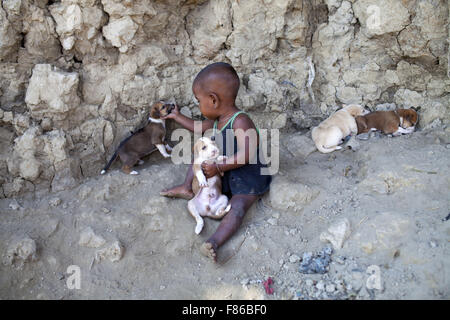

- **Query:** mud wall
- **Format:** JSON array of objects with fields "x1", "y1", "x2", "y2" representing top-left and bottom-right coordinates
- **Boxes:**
[{"x1": 0, "y1": 0, "x2": 448, "y2": 198}]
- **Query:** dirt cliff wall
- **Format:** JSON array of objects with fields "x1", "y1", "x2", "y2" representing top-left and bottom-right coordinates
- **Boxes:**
[{"x1": 0, "y1": 0, "x2": 448, "y2": 198}]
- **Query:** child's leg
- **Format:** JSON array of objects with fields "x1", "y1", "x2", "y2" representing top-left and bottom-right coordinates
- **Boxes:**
[
  {"x1": 160, "y1": 164, "x2": 195, "y2": 200},
  {"x1": 200, "y1": 194, "x2": 259, "y2": 262}
]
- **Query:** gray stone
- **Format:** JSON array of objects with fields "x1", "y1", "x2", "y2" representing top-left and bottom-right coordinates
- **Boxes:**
[
  {"x1": 299, "y1": 247, "x2": 333, "y2": 274},
  {"x1": 95, "y1": 241, "x2": 124, "y2": 263},
  {"x1": 3, "y1": 236, "x2": 37, "y2": 268},
  {"x1": 269, "y1": 177, "x2": 320, "y2": 212},
  {"x1": 285, "y1": 133, "x2": 317, "y2": 161},
  {"x1": 79, "y1": 227, "x2": 106, "y2": 248},
  {"x1": 320, "y1": 218, "x2": 351, "y2": 250}
]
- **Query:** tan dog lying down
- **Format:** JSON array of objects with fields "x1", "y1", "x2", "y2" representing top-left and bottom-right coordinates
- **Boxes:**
[
  {"x1": 355, "y1": 109, "x2": 418, "y2": 136},
  {"x1": 312, "y1": 104, "x2": 368, "y2": 153},
  {"x1": 188, "y1": 137, "x2": 231, "y2": 235}
]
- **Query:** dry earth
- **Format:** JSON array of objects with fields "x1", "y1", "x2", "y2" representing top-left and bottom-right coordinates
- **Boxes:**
[{"x1": 0, "y1": 126, "x2": 449, "y2": 300}]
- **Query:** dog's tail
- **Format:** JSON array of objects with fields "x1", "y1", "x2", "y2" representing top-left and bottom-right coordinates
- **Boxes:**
[
  {"x1": 100, "y1": 148, "x2": 119, "y2": 174},
  {"x1": 100, "y1": 150, "x2": 119, "y2": 175},
  {"x1": 100, "y1": 134, "x2": 135, "y2": 175},
  {"x1": 316, "y1": 144, "x2": 338, "y2": 153}
]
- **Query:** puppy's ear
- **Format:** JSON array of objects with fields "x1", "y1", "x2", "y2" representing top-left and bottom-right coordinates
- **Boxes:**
[
  {"x1": 193, "y1": 141, "x2": 200, "y2": 160},
  {"x1": 407, "y1": 110, "x2": 419, "y2": 125},
  {"x1": 150, "y1": 103, "x2": 161, "y2": 119},
  {"x1": 355, "y1": 116, "x2": 367, "y2": 132}
]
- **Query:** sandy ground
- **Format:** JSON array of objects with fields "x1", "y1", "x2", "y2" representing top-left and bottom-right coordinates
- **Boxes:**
[{"x1": 0, "y1": 126, "x2": 449, "y2": 300}]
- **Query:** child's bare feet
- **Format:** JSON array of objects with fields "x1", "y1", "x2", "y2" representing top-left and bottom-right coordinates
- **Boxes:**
[
  {"x1": 200, "y1": 242, "x2": 217, "y2": 262},
  {"x1": 160, "y1": 185, "x2": 194, "y2": 200}
]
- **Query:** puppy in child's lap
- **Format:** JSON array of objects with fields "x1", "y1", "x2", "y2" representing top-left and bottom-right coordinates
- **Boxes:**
[{"x1": 188, "y1": 137, "x2": 231, "y2": 235}]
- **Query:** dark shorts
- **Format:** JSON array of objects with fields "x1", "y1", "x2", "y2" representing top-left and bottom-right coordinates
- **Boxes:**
[{"x1": 222, "y1": 163, "x2": 272, "y2": 196}]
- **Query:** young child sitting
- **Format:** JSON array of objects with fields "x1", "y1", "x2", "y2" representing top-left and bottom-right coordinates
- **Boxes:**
[{"x1": 160, "y1": 62, "x2": 272, "y2": 262}]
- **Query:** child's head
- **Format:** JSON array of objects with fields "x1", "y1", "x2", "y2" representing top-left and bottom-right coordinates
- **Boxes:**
[{"x1": 192, "y1": 62, "x2": 240, "y2": 120}]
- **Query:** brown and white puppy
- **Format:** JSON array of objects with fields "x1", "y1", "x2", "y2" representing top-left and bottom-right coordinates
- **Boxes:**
[
  {"x1": 188, "y1": 137, "x2": 231, "y2": 235},
  {"x1": 311, "y1": 104, "x2": 368, "y2": 153},
  {"x1": 100, "y1": 101, "x2": 174, "y2": 175},
  {"x1": 355, "y1": 108, "x2": 418, "y2": 136}
]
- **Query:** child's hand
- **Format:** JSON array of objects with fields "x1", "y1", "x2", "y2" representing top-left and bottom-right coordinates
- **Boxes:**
[
  {"x1": 201, "y1": 161, "x2": 219, "y2": 179},
  {"x1": 161, "y1": 104, "x2": 180, "y2": 120}
]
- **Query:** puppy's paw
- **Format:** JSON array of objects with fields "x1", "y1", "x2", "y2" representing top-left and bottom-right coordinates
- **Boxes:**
[
  {"x1": 404, "y1": 126, "x2": 415, "y2": 133},
  {"x1": 198, "y1": 176, "x2": 208, "y2": 187},
  {"x1": 216, "y1": 155, "x2": 227, "y2": 162},
  {"x1": 130, "y1": 170, "x2": 139, "y2": 175},
  {"x1": 100, "y1": 170, "x2": 106, "y2": 175},
  {"x1": 335, "y1": 146, "x2": 342, "y2": 150},
  {"x1": 163, "y1": 153, "x2": 171, "y2": 158},
  {"x1": 195, "y1": 221, "x2": 204, "y2": 234}
]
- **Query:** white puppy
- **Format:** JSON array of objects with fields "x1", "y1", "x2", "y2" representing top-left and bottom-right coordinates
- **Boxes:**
[
  {"x1": 188, "y1": 137, "x2": 231, "y2": 235},
  {"x1": 312, "y1": 104, "x2": 368, "y2": 153}
]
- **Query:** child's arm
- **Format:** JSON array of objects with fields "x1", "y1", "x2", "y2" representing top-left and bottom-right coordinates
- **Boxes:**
[
  {"x1": 161, "y1": 104, "x2": 214, "y2": 133},
  {"x1": 201, "y1": 114, "x2": 258, "y2": 177}
]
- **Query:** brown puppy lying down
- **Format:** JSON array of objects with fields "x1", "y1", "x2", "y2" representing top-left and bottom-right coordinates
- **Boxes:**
[
  {"x1": 355, "y1": 108, "x2": 418, "y2": 136},
  {"x1": 100, "y1": 101, "x2": 174, "y2": 175},
  {"x1": 188, "y1": 137, "x2": 231, "y2": 235}
]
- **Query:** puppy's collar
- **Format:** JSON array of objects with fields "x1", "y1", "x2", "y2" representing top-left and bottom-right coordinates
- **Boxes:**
[{"x1": 148, "y1": 117, "x2": 165, "y2": 127}]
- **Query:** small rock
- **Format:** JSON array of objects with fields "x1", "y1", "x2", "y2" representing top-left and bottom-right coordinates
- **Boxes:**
[
  {"x1": 79, "y1": 227, "x2": 106, "y2": 248},
  {"x1": 3, "y1": 236, "x2": 37, "y2": 268},
  {"x1": 289, "y1": 254, "x2": 300, "y2": 263},
  {"x1": 305, "y1": 279, "x2": 314, "y2": 287},
  {"x1": 370, "y1": 131, "x2": 382, "y2": 139},
  {"x1": 316, "y1": 280, "x2": 325, "y2": 291},
  {"x1": 78, "y1": 185, "x2": 93, "y2": 200},
  {"x1": 356, "y1": 133, "x2": 370, "y2": 140},
  {"x1": 334, "y1": 256, "x2": 346, "y2": 265},
  {"x1": 95, "y1": 241, "x2": 124, "y2": 263},
  {"x1": 285, "y1": 133, "x2": 317, "y2": 161},
  {"x1": 49, "y1": 197, "x2": 61, "y2": 207},
  {"x1": 299, "y1": 247, "x2": 333, "y2": 274},
  {"x1": 9, "y1": 200, "x2": 21, "y2": 210},
  {"x1": 344, "y1": 136, "x2": 360, "y2": 151},
  {"x1": 42, "y1": 219, "x2": 59, "y2": 238},
  {"x1": 319, "y1": 218, "x2": 351, "y2": 250},
  {"x1": 326, "y1": 284, "x2": 336, "y2": 293},
  {"x1": 240, "y1": 278, "x2": 250, "y2": 286},
  {"x1": 269, "y1": 177, "x2": 320, "y2": 212}
]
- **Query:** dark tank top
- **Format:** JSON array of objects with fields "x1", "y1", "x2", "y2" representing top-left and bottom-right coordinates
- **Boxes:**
[{"x1": 212, "y1": 111, "x2": 272, "y2": 196}]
